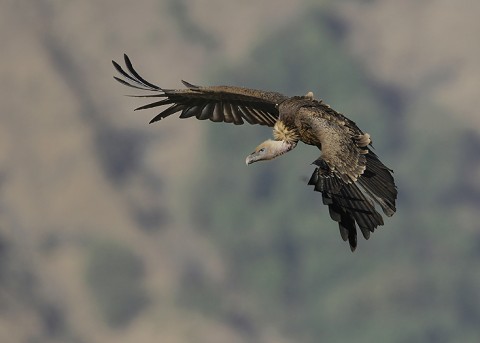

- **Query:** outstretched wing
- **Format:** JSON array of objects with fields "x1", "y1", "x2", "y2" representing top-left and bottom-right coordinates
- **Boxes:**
[
  {"x1": 113, "y1": 54, "x2": 287, "y2": 126},
  {"x1": 300, "y1": 107, "x2": 397, "y2": 251}
]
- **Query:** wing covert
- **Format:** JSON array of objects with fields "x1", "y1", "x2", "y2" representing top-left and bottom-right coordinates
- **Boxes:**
[{"x1": 299, "y1": 107, "x2": 369, "y2": 183}]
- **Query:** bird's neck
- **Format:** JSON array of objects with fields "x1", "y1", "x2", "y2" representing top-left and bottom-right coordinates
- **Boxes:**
[{"x1": 273, "y1": 121, "x2": 299, "y2": 144}]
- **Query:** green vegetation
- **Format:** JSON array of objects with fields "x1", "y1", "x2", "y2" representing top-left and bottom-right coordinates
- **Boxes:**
[{"x1": 85, "y1": 240, "x2": 148, "y2": 328}]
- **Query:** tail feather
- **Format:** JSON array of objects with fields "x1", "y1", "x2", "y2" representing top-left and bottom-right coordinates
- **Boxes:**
[{"x1": 309, "y1": 152, "x2": 397, "y2": 251}]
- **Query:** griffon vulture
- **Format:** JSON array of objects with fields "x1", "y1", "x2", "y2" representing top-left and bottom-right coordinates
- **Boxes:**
[{"x1": 113, "y1": 54, "x2": 397, "y2": 251}]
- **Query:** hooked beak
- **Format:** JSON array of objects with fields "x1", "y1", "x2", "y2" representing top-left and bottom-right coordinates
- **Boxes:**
[{"x1": 245, "y1": 153, "x2": 255, "y2": 165}]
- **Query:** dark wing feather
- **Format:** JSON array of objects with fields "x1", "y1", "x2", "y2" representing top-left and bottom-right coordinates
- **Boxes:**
[
  {"x1": 113, "y1": 54, "x2": 287, "y2": 126},
  {"x1": 357, "y1": 149, "x2": 397, "y2": 217},
  {"x1": 308, "y1": 152, "x2": 397, "y2": 251},
  {"x1": 308, "y1": 158, "x2": 392, "y2": 252}
]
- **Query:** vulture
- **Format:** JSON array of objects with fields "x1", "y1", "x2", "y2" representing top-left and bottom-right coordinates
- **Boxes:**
[{"x1": 112, "y1": 54, "x2": 397, "y2": 251}]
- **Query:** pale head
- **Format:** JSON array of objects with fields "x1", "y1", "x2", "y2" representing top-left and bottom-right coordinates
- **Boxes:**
[{"x1": 245, "y1": 139, "x2": 297, "y2": 165}]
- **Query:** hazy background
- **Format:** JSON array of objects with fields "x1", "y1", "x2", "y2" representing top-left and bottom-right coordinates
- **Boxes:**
[{"x1": 1, "y1": 1, "x2": 479, "y2": 342}]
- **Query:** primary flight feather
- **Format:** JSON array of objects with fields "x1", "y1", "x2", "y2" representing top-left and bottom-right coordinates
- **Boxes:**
[{"x1": 113, "y1": 54, "x2": 397, "y2": 251}]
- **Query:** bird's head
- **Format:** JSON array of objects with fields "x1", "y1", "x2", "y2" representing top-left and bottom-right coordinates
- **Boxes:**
[{"x1": 245, "y1": 139, "x2": 295, "y2": 165}]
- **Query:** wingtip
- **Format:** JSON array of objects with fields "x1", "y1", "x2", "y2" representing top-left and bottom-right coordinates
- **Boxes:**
[
  {"x1": 349, "y1": 233, "x2": 357, "y2": 252},
  {"x1": 149, "y1": 116, "x2": 161, "y2": 124},
  {"x1": 181, "y1": 80, "x2": 200, "y2": 89}
]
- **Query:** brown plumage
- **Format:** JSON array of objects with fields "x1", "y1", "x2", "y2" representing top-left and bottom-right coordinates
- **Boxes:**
[{"x1": 113, "y1": 54, "x2": 397, "y2": 251}]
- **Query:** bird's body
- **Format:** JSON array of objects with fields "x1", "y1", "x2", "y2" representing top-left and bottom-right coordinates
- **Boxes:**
[{"x1": 113, "y1": 54, "x2": 397, "y2": 251}]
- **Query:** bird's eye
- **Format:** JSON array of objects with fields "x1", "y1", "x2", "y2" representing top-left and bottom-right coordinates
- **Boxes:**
[{"x1": 259, "y1": 148, "x2": 265, "y2": 153}]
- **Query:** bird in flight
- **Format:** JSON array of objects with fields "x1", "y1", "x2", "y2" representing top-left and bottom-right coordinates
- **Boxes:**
[{"x1": 113, "y1": 54, "x2": 397, "y2": 251}]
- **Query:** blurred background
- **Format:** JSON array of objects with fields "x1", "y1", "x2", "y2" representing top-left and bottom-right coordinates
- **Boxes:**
[{"x1": 1, "y1": 0, "x2": 479, "y2": 342}]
